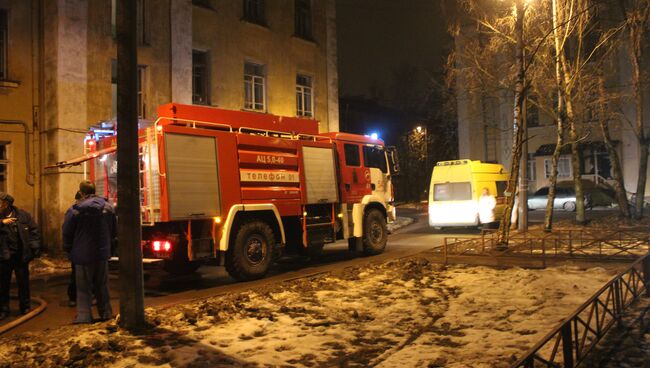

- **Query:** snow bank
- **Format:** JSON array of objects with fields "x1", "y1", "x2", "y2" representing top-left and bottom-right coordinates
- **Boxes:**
[{"x1": 0, "y1": 259, "x2": 618, "y2": 367}]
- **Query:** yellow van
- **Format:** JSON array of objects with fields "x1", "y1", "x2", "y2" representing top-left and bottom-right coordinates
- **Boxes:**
[{"x1": 428, "y1": 159, "x2": 509, "y2": 228}]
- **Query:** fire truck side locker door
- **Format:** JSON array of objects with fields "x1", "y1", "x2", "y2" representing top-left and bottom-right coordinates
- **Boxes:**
[{"x1": 164, "y1": 133, "x2": 221, "y2": 219}]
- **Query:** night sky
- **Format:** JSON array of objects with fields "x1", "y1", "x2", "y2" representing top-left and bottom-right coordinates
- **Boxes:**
[{"x1": 336, "y1": 0, "x2": 451, "y2": 104}]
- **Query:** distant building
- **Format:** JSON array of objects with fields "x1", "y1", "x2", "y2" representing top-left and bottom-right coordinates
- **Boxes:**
[
  {"x1": 455, "y1": 17, "x2": 650, "y2": 196},
  {"x1": 0, "y1": 0, "x2": 338, "y2": 251}
]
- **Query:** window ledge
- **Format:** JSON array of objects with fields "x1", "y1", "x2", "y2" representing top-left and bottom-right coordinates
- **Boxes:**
[
  {"x1": 292, "y1": 35, "x2": 316, "y2": 45},
  {"x1": 240, "y1": 18, "x2": 269, "y2": 30},
  {"x1": 0, "y1": 80, "x2": 20, "y2": 88},
  {"x1": 192, "y1": 3, "x2": 217, "y2": 12}
]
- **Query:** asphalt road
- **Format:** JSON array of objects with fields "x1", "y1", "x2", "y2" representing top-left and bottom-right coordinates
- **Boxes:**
[{"x1": 1, "y1": 207, "x2": 618, "y2": 337}]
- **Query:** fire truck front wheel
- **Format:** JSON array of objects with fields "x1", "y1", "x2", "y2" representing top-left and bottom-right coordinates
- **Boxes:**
[
  {"x1": 363, "y1": 209, "x2": 388, "y2": 255},
  {"x1": 225, "y1": 221, "x2": 275, "y2": 281}
]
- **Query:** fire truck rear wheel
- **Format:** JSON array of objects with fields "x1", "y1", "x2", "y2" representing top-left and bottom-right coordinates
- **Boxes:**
[
  {"x1": 226, "y1": 221, "x2": 275, "y2": 281},
  {"x1": 362, "y1": 209, "x2": 387, "y2": 256}
]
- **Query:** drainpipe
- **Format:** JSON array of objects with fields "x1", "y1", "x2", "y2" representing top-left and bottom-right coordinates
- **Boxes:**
[{"x1": 0, "y1": 120, "x2": 35, "y2": 187}]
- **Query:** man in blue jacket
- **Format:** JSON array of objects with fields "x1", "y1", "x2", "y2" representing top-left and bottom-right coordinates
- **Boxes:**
[
  {"x1": 63, "y1": 181, "x2": 116, "y2": 323},
  {"x1": 0, "y1": 192, "x2": 41, "y2": 319}
]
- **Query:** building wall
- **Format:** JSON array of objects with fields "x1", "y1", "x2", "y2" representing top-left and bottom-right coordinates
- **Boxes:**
[
  {"x1": 0, "y1": 0, "x2": 40, "y2": 222},
  {"x1": 0, "y1": 0, "x2": 339, "y2": 252},
  {"x1": 192, "y1": 0, "x2": 334, "y2": 132}
]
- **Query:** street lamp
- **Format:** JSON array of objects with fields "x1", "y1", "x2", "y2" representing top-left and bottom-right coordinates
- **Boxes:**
[{"x1": 415, "y1": 125, "x2": 428, "y2": 200}]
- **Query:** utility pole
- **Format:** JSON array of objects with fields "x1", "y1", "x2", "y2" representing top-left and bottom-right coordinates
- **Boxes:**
[{"x1": 117, "y1": 0, "x2": 145, "y2": 330}]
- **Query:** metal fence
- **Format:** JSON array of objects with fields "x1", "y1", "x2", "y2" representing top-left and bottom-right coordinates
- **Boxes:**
[
  {"x1": 440, "y1": 230, "x2": 650, "y2": 263},
  {"x1": 511, "y1": 253, "x2": 650, "y2": 367}
]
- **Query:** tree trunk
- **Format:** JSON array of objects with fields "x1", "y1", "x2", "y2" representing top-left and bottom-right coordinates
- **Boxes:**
[
  {"x1": 545, "y1": 0, "x2": 565, "y2": 232},
  {"x1": 631, "y1": 35, "x2": 648, "y2": 219},
  {"x1": 598, "y1": 78, "x2": 629, "y2": 218},
  {"x1": 544, "y1": 123, "x2": 564, "y2": 231},
  {"x1": 496, "y1": 0, "x2": 525, "y2": 247},
  {"x1": 568, "y1": 115, "x2": 586, "y2": 224}
]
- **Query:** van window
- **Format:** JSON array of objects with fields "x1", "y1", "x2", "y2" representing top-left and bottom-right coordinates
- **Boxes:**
[
  {"x1": 434, "y1": 182, "x2": 472, "y2": 201},
  {"x1": 496, "y1": 181, "x2": 508, "y2": 197},
  {"x1": 344, "y1": 144, "x2": 360, "y2": 167},
  {"x1": 363, "y1": 146, "x2": 387, "y2": 173}
]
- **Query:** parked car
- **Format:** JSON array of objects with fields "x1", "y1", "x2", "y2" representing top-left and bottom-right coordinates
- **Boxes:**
[{"x1": 528, "y1": 186, "x2": 592, "y2": 211}]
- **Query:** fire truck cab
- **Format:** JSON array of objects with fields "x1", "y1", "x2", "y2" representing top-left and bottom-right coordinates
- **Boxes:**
[{"x1": 56, "y1": 103, "x2": 397, "y2": 281}]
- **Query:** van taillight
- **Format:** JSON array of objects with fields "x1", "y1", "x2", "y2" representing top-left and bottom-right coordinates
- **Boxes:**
[{"x1": 153, "y1": 240, "x2": 172, "y2": 252}]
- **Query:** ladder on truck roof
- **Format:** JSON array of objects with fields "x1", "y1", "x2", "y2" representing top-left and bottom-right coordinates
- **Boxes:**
[{"x1": 155, "y1": 117, "x2": 333, "y2": 143}]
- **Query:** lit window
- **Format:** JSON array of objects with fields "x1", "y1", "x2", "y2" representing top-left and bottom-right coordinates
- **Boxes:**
[
  {"x1": 192, "y1": 50, "x2": 210, "y2": 105},
  {"x1": 0, "y1": 9, "x2": 7, "y2": 80},
  {"x1": 544, "y1": 157, "x2": 571, "y2": 179},
  {"x1": 296, "y1": 74, "x2": 313, "y2": 117},
  {"x1": 295, "y1": 0, "x2": 312, "y2": 40},
  {"x1": 244, "y1": 62, "x2": 265, "y2": 111},
  {"x1": 243, "y1": 0, "x2": 265, "y2": 25},
  {"x1": 0, "y1": 143, "x2": 8, "y2": 192},
  {"x1": 527, "y1": 153, "x2": 536, "y2": 181}
]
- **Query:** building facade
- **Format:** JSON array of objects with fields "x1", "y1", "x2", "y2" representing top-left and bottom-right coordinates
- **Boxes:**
[
  {"x1": 0, "y1": 0, "x2": 339, "y2": 252},
  {"x1": 455, "y1": 22, "x2": 650, "y2": 197}
]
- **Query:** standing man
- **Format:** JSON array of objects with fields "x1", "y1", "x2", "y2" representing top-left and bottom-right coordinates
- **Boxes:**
[
  {"x1": 0, "y1": 192, "x2": 41, "y2": 319},
  {"x1": 478, "y1": 187, "x2": 497, "y2": 229},
  {"x1": 63, "y1": 181, "x2": 116, "y2": 323}
]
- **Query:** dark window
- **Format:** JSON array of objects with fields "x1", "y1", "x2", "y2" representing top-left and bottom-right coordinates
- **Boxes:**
[
  {"x1": 243, "y1": 0, "x2": 265, "y2": 25},
  {"x1": 363, "y1": 146, "x2": 387, "y2": 173},
  {"x1": 296, "y1": 74, "x2": 313, "y2": 117},
  {"x1": 344, "y1": 144, "x2": 360, "y2": 167},
  {"x1": 0, "y1": 142, "x2": 7, "y2": 192},
  {"x1": 0, "y1": 10, "x2": 7, "y2": 80},
  {"x1": 294, "y1": 0, "x2": 312, "y2": 39},
  {"x1": 434, "y1": 183, "x2": 472, "y2": 201},
  {"x1": 112, "y1": 60, "x2": 146, "y2": 119},
  {"x1": 244, "y1": 62, "x2": 265, "y2": 111},
  {"x1": 136, "y1": 0, "x2": 148, "y2": 45},
  {"x1": 192, "y1": 50, "x2": 209, "y2": 105},
  {"x1": 534, "y1": 187, "x2": 549, "y2": 196}
]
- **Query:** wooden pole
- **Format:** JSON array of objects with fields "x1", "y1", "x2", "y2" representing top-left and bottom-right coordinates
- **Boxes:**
[{"x1": 117, "y1": 0, "x2": 145, "y2": 330}]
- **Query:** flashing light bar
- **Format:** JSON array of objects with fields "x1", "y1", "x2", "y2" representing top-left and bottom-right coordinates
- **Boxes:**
[{"x1": 437, "y1": 160, "x2": 470, "y2": 166}]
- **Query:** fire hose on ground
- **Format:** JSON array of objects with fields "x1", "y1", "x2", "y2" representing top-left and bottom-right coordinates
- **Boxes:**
[{"x1": 0, "y1": 296, "x2": 47, "y2": 335}]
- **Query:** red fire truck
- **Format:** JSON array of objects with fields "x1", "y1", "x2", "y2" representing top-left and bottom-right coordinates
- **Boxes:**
[{"x1": 55, "y1": 103, "x2": 398, "y2": 280}]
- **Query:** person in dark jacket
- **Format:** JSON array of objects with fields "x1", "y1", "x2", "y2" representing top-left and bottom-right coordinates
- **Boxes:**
[
  {"x1": 67, "y1": 191, "x2": 83, "y2": 307},
  {"x1": 63, "y1": 181, "x2": 116, "y2": 323},
  {"x1": 0, "y1": 192, "x2": 41, "y2": 319}
]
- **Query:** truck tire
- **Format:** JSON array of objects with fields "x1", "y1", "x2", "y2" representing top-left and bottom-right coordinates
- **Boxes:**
[
  {"x1": 362, "y1": 209, "x2": 387, "y2": 256},
  {"x1": 225, "y1": 220, "x2": 275, "y2": 281}
]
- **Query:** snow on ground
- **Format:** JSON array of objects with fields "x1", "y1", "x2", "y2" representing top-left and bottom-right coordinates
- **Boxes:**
[
  {"x1": 0, "y1": 258, "x2": 617, "y2": 368},
  {"x1": 29, "y1": 256, "x2": 71, "y2": 279},
  {"x1": 581, "y1": 295, "x2": 650, "y2": 368},
  {"x1": 387, "y1": 216, "x2": 414, "y2": 233}
]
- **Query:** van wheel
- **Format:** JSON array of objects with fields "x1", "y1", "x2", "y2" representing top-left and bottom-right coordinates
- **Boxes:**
[
  {"x1": 362, "y1": 209, "x2": 387, "y2": 256},
  {"x1": 225, "y1": 221, "x2": 274, "y2": 281}
]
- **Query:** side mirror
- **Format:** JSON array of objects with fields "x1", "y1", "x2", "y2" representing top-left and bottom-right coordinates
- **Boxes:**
[{"x1": 386, "y1": 146, "x2": 400, "y2": 175}]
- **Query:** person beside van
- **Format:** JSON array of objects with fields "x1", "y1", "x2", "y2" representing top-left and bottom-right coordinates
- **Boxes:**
[{"x1": 478, "y1": 188, "x2": 497, "y2": 227}]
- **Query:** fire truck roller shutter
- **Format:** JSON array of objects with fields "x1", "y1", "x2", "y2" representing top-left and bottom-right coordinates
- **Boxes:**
[
  {"x1": 164, "y1": 133, "x2": 221, "y2": 219},
  {"x1": 302, "y1": 146, "x2": 339, "y2": 204}
]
